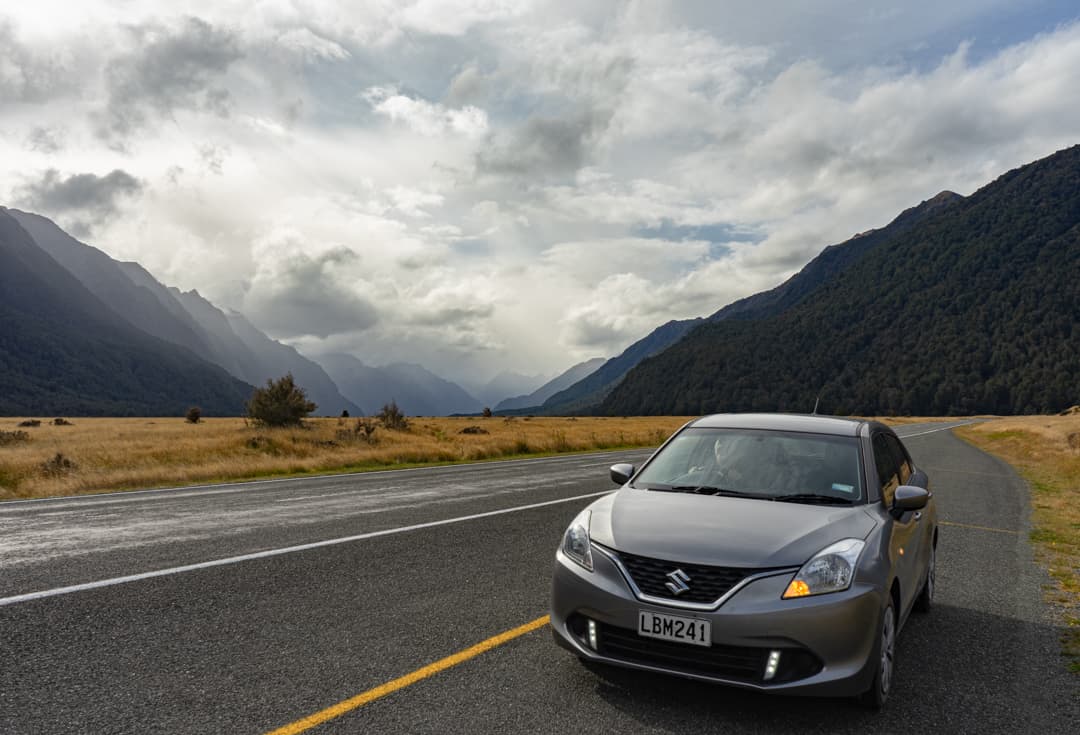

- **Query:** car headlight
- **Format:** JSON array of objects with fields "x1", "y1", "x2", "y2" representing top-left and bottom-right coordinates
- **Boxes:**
[
  {"x1": 560, "y1": 510, "x2": 593, "y2": 571},
  {"x1": 783, "y1": 538, "x2": 865, "y2": 598}
]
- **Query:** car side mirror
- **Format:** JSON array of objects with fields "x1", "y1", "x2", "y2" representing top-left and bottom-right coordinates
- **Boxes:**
[
  {"x1": 893, "y1": 485, "x2": 929, "y2": 512},
  {"x1": 610, "y1": 463, "x2": 635, "y2": 486}
]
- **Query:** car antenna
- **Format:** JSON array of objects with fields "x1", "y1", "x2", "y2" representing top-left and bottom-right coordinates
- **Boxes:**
[{"x1": 812, "y1": 392, "x2": 822, "y2": 415}]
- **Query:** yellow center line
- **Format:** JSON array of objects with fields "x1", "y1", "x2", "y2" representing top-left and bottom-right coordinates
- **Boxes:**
[
  {"x1": 264, "y1": 615, "x2": 551, "y2": 735},
  {"x1": 940, "y1": 520, "x2": 1019, "y2": 535}
]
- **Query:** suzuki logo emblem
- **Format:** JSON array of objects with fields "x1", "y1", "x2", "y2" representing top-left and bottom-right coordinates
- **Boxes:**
[{"x1": 665, "y1": 568, "x2": 692, "y2": 596}]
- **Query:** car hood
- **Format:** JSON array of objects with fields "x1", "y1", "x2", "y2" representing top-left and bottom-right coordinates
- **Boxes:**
[{"x1": 589, "y1": 488, "x2": 877, "y2": 568}]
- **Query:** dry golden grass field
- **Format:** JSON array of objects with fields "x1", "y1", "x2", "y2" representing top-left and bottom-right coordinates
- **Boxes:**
[
  {"x1": 957, "y1": 414, "x2": 1080, "y2": 672},
  {"x1": 0, "y1": 415, "x2": 696, "y2": 501}
]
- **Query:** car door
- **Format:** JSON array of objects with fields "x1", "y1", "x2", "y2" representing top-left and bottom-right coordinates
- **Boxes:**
[
  {"x1": 872, "y1": 432, "x2": 920, "y2": 616},
  {"x1": 886, "y1": 433, "x2": 933, "y2": 583}
]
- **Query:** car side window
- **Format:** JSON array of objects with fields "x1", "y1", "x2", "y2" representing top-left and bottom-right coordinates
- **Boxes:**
[
  {"x1": 885, "y1": 434, "x2": 913, "y2": 485},
  {"x1": 872, "y1": 433, "x2": 900, "y2": 506}
]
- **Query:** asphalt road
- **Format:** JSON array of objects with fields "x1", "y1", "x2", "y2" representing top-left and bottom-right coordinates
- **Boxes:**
[{"x1": 1, "y1": 422, "x2": 1076, "y2": 734}]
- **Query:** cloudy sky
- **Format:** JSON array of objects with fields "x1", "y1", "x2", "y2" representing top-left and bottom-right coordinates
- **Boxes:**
[{"x1": 2, "y1": 1, "x2": 1079, "y2": 385}]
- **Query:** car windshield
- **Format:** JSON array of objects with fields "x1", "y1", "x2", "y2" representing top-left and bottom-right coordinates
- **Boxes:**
[{"x1": 633, "y1": 427, "x2": 864, "y2": 503}]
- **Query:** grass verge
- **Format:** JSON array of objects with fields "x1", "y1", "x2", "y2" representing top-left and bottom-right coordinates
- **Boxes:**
[{"x1": 956, "y1": 415, "x2": 1080, "y2": 674}]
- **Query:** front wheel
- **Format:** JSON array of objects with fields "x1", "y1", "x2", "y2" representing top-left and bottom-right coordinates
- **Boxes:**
[{"x1": 859, "y1": 599, "x2": 897, "y2": 710}]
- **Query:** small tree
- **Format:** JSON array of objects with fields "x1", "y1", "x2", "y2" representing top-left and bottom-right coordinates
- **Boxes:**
[
  {"x1": 247, "y1": 373, "x2": 317, "y2": 427},
  {"x1": 341, "y1": 409, "x2": 350, "y2": 418},
  {"x1": 186, "y1": 406, "x2": 202, "y2": 424},
  {"x1": 482, "y1": 406, "x2": 493, "y2": 418},
  {"x1": 377, "y1": 400, "x2": 409, "y2": 430}
]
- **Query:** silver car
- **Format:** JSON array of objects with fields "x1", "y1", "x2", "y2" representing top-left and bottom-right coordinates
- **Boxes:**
[{"x1": 551, "y1": 414, "x2": 936, "y2": 708}]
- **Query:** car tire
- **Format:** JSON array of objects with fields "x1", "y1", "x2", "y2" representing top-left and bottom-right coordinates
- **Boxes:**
[
  {"x1": 913, "y1": 544, "x2": 935, "y2": 613},
  {"x1": 859, "y1": 599, "x2": 897, "y2": 710}
]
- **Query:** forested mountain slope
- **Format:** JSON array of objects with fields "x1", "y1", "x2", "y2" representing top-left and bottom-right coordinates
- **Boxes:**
[
  {"x1": 542, "y1": 189, "x2": 961, "y2": 414},
  {"x1": 601, "y1": 146, "x2": 1080, "y2": 416}
]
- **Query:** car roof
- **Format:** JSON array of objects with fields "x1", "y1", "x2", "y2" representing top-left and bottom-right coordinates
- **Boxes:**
[{"x1": 689, "y1": 413, "x2": 865, "y2": 437}]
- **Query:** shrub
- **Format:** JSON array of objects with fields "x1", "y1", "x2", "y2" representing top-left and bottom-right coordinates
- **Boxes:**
[
  {"x1": 53, "y1": 418, "x2": 73, "y2": 426},
  {"x1": 482, "y1": 406, "x2": 493, "y2": 418},
  {"x1": 185, "y1": 406, "x2": 202, "y2": 424},
  {"x1": 336, "y1": 418, "x2": 378, "y2": 444},
  {"x1": 459, "y1": 426, "x2": 489, "y2": 435},
  {"x1": 341, "y1": 410, "x2": 350, "y2": 418},
  {"x1": 358, "y1": 418, "x2": 378, "y2": 443},
  {"x1": 18, "y1": 420, "x2": 41, "y2": 428},
  {"x1": 41, "y1": 453, "x2": 77, "y2": 476},
  {"x1": 377, "y1": 401, "x2": 409, "y2": 430},
  {"x1": 247, "y1": 373, "x2": 317, "y2": 427},
  {"x1": 0, "y1": 430, "x2": 31, "y2": 446}
]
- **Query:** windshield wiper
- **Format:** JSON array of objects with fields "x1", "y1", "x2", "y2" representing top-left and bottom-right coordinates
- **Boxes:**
[
  {"x1": 668, "y1": 485, "x2": 775, "y2": 499},
  {"x1": 637, "y1": 483, "x2": 776, "y2": 500},
  {"x1": 774, "y1": 493, "x2": 854, "y2": 505}
]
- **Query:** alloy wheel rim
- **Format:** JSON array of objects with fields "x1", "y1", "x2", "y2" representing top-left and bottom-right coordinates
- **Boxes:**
[{"x1": 880, "y1": 608, "x2": 895, "y2": 695}]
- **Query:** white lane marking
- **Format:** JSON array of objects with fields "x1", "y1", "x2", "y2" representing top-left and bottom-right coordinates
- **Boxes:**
[
  {"x1": 895, "y1": 420, "x2": 976, "y2": 438},
  {"x1": 0, "y1": 449, "x2": 650, "y2": 509},
  {"x1": 0, "y1": 490, "x2": 612, "y2": 607}
]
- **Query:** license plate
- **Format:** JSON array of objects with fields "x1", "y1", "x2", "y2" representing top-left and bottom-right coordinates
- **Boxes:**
[{"x1": 638, "y1": 611, "x2": 711, "y2": 647}]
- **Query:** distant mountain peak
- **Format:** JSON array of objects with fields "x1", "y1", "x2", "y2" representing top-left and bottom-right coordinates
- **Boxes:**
[
  {"x1": 495, "y1": 356, "x2": 606, "y2": 412},
  {"x1": 314, "y1": 352, "x2": 481, "y2": 416}
]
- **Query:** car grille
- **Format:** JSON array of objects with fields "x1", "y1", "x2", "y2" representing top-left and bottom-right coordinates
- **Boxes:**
[
  {"x1": 593, "y1": 622, "x2": 823, "y2": 684},
  {"x1": 613, "y1": 550, "x2": 768, "y2": 604},
  {"x1": 596, "y1": 623, "x2": 766, "y2": 682}
]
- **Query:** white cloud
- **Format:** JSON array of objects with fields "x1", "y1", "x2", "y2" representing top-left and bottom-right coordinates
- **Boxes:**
[
  {"x1": 392, "y1": 0, "x2": 532, "y2": 37},
  {"x1": 364, "y1": 86, "x2": 489, "y2": 139},
  {"x1": 275, "y1": 28, "x2": 350, "y2": 62}
]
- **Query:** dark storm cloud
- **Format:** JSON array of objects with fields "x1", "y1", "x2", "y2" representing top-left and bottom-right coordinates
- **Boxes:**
[
  {"x1": 561, "y1": 316, "x2": 627, "y2": 352},
  {"x1": 24, "y1": 126, "x2": 65, "y2": 153},
  {"x1": 96, "y1": 17, "x2": 242, "y2": 141},
  {"x1": 0, "y1": 21, "x2": 74, "y2": 102},
  {"x1": 15, "y1": 168, "x2": 144, "y2": 236},
  {"x1": 473, "y1": 47, "x2": 633, "y2": 179},
  {"x1": 407, "y1": 303, "x2": 494, "y2": 328},
  {"x1": 476, "y1": 111, "x2": 610, "y2": 178},
  {"x1": 244, "y1": 248, "x2": 379, "y2": 339}
]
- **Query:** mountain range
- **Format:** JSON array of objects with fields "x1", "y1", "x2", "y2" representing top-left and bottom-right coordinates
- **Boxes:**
[
  {"x1": 0, "y1": 208, "x2": 596, "y2": 417},
  {"x1": 316, "y1": 353, "x2": 485, "y2": 416},
  {"x1": 4, "y1": 209, "x2": 360, "y2": 416},
  {"x1": 532, "y1": 189, "x2": 963, "y2": 415},
  {"x1": 0, "y1": 209, "x2": 252, "y2": 415},
  {"x1": 495, "y1": 357, "x2": 605, "y2": 412},
  {"x1": 600, "y1": 145, "x2": 1080, "y2": 416},
  {"x1": 4, "y1": 145, "x2": 1077, "y2": 418},
  {"x1": 464, "y1": 370, "x2": 552, "y2": 409}
]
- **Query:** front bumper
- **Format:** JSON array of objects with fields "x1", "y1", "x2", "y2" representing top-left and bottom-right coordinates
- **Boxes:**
[{"x1": 551, "y1": 546, "x2": 884, "y2": 697}]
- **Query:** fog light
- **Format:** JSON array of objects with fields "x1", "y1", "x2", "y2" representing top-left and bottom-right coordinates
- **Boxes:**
[
  {"x1": 587, "y1": 619, "x2": 598, "y2": 650},
  {"x1": 764, "y1": 650, "x2": 781, "y2": 681}
]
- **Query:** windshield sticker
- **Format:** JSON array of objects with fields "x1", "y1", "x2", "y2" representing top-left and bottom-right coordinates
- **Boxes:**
[{"x1": 832, "y1": 483, "x2": 855, "y2": 494}]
